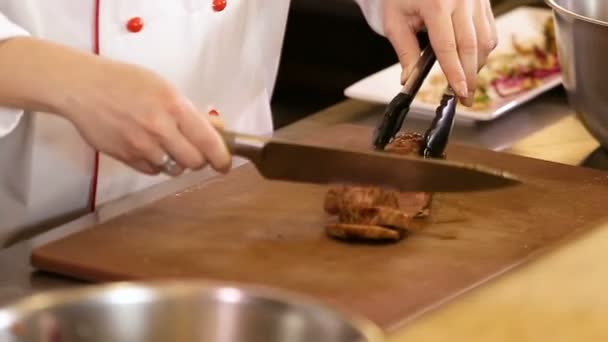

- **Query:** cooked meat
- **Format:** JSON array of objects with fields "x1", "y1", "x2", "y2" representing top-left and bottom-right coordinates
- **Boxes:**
[
  {"x1": 326, "y1": 223, "x2": 401, "y2": 242},
  {"x1": 324, "y1": 131, "x2": 434, "y2": 242},
  {"x1": 338, "y1": 207, "x2": 412, "y2": 232},
  {"x1": 398, "y1": 192, "x2": 433, "y2": 218},
  {"x1": 384, "y1": 132, "x2": 425, "y2": 155},
  {"x1": 324, "y1": 186, "x2": 399, "y2": 215},
  {"x1": 386, "y1": 132, "x2": 433, "y2": 219}
]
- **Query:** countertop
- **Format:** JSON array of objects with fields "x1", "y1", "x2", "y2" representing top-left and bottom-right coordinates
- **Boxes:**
[{"x1": 1, "y1": 89, "x2": 606, "y2": 341}]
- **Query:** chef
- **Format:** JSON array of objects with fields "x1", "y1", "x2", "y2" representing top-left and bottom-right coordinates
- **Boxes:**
[{"x1": 0, "y1": 0, "x2": 496, "y2": 245}]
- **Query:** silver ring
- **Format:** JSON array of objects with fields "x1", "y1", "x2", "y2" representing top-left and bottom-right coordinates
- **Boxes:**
[{"x1": 159, "y1": 154, "x2": 179, "y2": 175}]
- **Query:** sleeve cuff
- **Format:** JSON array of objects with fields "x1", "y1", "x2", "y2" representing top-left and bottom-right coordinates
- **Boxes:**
[
  {"x1": 0, "y1": 107, "x2": 24, "y2": 138},
  {"x1": 0, "y1": 12, "x2": 29, "y2": 137},
  {"x1": 0, "y1": 12, "x2": 29, "y2": 41},
  {"x1": 353, "y1": 0, "x2": 385, "y2": 36}
]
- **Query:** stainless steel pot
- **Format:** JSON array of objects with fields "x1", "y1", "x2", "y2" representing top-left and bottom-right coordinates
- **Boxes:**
[
  {"x1": 546, "y1": 0, "x2": 608, "y2": 149},
  {"x1": 0, "y1": 282, "x2": 384, "y2": 342}
]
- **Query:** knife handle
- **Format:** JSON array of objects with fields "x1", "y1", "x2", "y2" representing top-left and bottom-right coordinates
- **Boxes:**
[{"x1": 218, "y1": 130, "x2": 266, "y2": 163}]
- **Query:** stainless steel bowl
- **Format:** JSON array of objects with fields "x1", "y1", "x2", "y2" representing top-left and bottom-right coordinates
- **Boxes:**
[
  {"x1": 0, "y1": 282, "x2": 384, "y2": 342},
  {"x1": 546, "y1": 0, "x2": 608, "y2": 149}
]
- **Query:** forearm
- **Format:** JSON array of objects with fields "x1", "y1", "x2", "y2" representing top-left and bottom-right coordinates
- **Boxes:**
[{"x1": 0, "y1": 36, "x2": 103, "y2": 117}]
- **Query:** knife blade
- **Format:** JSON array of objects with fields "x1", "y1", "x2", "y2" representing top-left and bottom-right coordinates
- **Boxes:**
[{"x1": 219, "y1": 130, "x2": 520, "y2": 192}]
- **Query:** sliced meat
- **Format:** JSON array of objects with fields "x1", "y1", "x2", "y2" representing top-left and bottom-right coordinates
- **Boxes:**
[
  {"x1": 326, "y1": 223, "x2": 401, "y2": 242},
  {"x1": 384, "y1": 132, "x2": 425, "y2": 155},
  {"x1": 385, "y1": 132, "x2": 433, "y2": 218},
  {"x1": 338, "y1": 207, "x2": 412, "y2": 232},
  {"x1": 324, "y1": 186, "x2": 399, "y2": 215},
  {"x1": 398, "y1": 192, "x2": 433, "y2": 218},
  {"x1": 323, "y1": 131, "x2": 435, "y2": 242},
  {"x1": 386, "y1": 132, "x2": 433, "y2": 218}
]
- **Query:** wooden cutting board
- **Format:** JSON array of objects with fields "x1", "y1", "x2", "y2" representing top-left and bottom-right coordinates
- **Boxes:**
[{"x1": 32, "y1": 124, "x2": 608, "y2": 331}]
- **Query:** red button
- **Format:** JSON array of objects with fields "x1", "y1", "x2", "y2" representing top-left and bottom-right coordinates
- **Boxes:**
[
  {"x1": 212, "y1": 0, "x2": 227, "y2": 12},
  {"x1": 126, "y1": 17, "x2": 144, "y2": 33},
  {"x1": 209, "y1": 109, "x2": 220, "y2": 116}
]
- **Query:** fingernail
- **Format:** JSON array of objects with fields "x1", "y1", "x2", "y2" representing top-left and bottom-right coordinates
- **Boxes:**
[
  {"x1": 463, "y1": 91, "x2": 475, "y2": 107},
  {"x1": 454, "y1": 81, "x2": 468, "y2": 98},
  {"x1": 402, "y1": 65, "x2": 416, "y2": 85},
  {"x1": 218, "y1": 154, "x2": 232, "y2": 174},
  {"x1": 400, "y1": 69, "x2": 409, "y2": 85},
  {"x1": 209, "y1": 116, "x2": 225, "y2": 129}
]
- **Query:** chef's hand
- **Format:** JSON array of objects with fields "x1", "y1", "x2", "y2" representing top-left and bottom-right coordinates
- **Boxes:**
[
  {"x1": 63, "y1": 59, "x2": 232, "y2": 176},
  {"x1": 383, "y1": 0, "x2": 497, "y2": 106},
  {"x1": 0, "y1": 37, "x2": 231, "y2": 176}
]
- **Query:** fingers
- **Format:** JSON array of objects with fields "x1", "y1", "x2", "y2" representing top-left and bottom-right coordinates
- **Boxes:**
[
  {"x1": 126, "y1": 101, "x2": 204, "y2": 175},
  {"x1": 453, "y1": 3, "x2": 478, "y2": 107},
  {"x1": 124, "y1": 127, "x2": 190, "y2": 176},
  {"x1": 160, "y1": 123, "x2": 206, "y2": 172},
  {"x1": 72, "y1": 61, "x2": 232, "y2": 178},
  {"x1": 474, "y1": 0, "x2": 498, "y2": 71},
  {"x1": 129, "y1": 98, "x2": 230, "y2": 176},
  {"x1": 384, "y1": 13, "x2": 422, "y2": 84},
  {"x1": 422, "y1": 5, "x2": 468, "y2": 98},
  {"x1": 208, "y1": 115, "x2": 225, "y2": 130},
  {"x1": 141, "y1": 112, "x2": 206, "y2": 174},
  {"x1": 131, "y1": 159, "x2": 164, "y2": 175},
  {"x1": 113, "y1": 130, "x2": 176, "y2": 176},
  {"x1": 175, "y1": 99, "x2": 232, "y2": 173}
]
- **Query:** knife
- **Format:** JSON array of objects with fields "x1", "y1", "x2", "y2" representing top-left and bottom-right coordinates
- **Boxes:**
[{"x1": 219, "y1": 130, "x2": 520, "y2": 192}]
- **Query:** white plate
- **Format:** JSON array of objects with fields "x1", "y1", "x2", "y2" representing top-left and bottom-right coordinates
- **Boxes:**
[{"x1": 344, "y1": 7, "x2": 561, "y2": 122}]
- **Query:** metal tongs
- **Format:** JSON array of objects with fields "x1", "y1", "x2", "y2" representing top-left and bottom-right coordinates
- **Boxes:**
[{"x1": 372, "y1": 32, "x2": 458, "y2": 159}]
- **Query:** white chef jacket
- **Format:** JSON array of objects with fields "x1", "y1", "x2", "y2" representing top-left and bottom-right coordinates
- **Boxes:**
[{"x1": 0, "y1": 0, "x2": 383, "y2": 245}]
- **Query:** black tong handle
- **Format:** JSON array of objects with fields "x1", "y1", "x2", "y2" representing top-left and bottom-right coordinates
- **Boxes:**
[
  {"x1": 372, "y1": 33, "x2": 436, "y2": 150},
  {"x1": 372, "y1": 92, "x2": 414, "y2": 150},
  {"x1": 422, "y1": 87, "x2": 457, "y2": 158}
]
